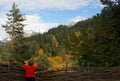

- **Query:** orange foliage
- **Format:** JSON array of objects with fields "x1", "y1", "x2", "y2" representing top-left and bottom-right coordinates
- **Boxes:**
[
  {"x1": 2, "y1": 61, "x2": 9, "y2": 64},
  {"x1": 75, "y1": 31, "x2": 81, "y2": 37},
  {"x1": 65, "y1": 55, "x2": 71, "y2": 61},
  {"x1": 38, "y1": 48, "x2": 44, "y2": 55}
]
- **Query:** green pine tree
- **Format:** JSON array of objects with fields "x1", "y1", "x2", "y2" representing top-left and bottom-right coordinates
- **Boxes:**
[{"x1": 2, "y1": 2, "x2": 26, "y2": 40}]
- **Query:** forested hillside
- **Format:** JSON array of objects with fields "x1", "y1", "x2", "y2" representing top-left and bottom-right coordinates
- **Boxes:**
[{"x1": 0, "y1": 0, "x2": 120, "y2": 69}]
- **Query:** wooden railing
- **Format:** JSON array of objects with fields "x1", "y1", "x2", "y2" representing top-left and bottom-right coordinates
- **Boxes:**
[{"x1": 0, "y1": 64, "x2": 120, "y2": 81}]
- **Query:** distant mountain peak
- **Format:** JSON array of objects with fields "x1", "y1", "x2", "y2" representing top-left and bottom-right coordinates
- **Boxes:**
[{"x1": 67, "y1": 16, "x2": 87, "y2": 27}]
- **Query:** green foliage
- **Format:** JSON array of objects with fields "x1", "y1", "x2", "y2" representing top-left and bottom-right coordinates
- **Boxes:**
[
  {"x1": 10, "y1": 39, "x2": 39, "y2": 62},
  {"x1": 36, "y1": 54, "x2": 51, "y2": 69},
  {"x1": 0, "y1": 45, "x2": 11, "y2": 63},
  {"x1": 70, "y1": 1, "x2": 120, "y2": 67},
  {"x1": 24, "y1": 5, "x2": 119, "y2": 66},
  {"x1": 51, "y1": 50, "x2": 58, "y2": 56},
  {"x1": 1, "y1": 0, "x2": 119, "y2": 67}
]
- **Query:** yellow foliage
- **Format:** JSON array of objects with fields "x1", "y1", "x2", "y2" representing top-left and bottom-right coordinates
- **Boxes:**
[
  {"x1": 24, "y1": 54, "x2": 72, "y2": 70},
  {"x1": 38, "y1": 48, "x2": 44, "y2": 55},
  {"x1": 52, "y1": 35, "x2": 56, "y2": 42},
  {"x1": 51, "y1": 35, "x2": 59, "y2": 49},
  {"x1": 55, "y1": 41, "x2": 59, "y2": 48},
  {"x1": 34, "y1": 48, "x2": 44, "y2": 57},
  {"x1": 24, "y1": 60, "x2": 28, "y2": 65},
  {"x1": 48, "y1": 56, "x2": 64, "y2": 70},
  {"x1": 75, "y1": 31, "x2": 81, "y2": 37}
]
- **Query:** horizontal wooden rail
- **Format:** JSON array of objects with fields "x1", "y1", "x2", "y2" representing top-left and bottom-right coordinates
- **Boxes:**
[{"x1": 0, "y1": 64, "x2": 120, "y2": 81}]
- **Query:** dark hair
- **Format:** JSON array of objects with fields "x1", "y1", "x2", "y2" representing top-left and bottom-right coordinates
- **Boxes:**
[{"x1": 28, "y1": 60, "x2": 33, "y2": 66}]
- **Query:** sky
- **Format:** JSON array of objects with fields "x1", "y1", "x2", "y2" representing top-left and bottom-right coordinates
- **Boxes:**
[{"x1": 0, "y1": 0, "x2": 104, "y2": 40}]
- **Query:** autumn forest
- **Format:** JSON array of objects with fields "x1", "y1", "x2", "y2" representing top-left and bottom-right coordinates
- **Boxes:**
[{"x1": 0, "y1": 0, "x2": 120, "y2": 69}]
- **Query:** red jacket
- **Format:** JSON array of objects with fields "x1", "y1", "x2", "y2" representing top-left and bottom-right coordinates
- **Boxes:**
[{"x1": 22, "y1": 65, "x2": 38, "y2": 77}]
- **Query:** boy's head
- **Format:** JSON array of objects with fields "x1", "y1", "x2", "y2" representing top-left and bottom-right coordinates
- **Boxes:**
[{"x1": 28, "y1": 60, "x2": 33, "y2": 66}]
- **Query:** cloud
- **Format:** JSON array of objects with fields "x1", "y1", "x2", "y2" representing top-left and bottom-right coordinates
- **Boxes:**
[
  {"x1": 0, "y1": 0, "x2": 102, "y2": 11},
  {"x1": 24, "y1": 14, "x2": 58, "y2": 33},
  {"x1": 0, "y1": 27, "x2": 8, "y2": 40},
  {"x1": 0, "y1": 13, "x2": 9, "y2": 40},
  {"x1": 0, "y1": 14, "x2": 58, "y2": 40},
  {"x1": 90, "y1": 0, "x2": 104, "y2": 8},
  {"x1": 17, "y1": 0, "x2": 92, "y2": 10}
]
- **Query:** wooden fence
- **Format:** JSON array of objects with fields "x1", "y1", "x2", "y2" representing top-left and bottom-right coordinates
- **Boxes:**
[{"x1": 0, "y1": 63, "x2": 120, "y2": 81}]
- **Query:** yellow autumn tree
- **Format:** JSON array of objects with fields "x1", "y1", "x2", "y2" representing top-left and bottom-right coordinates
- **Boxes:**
[
  {"x1": 34, "y1": 48, "x2": 44, "y2": 57},
  {"x1": 51, "y1": 35, "x2": 59, "y2": 49},
  {"x1": 48, "y1": 56, "x2": 64, "y2": 70}
]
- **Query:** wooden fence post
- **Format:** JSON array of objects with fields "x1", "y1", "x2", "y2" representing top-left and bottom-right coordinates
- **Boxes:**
[
  {"x1": 9, "y1": 60, "x2": 14, "y2": 81},
  {"x1": 8, "y1": 62, "x2": 10, "y2": 81},
  {"x1": 87, "y1": 62, "x2": 89, "y2": 72},
  {"x1": 105, "y1": 62, "x2": 108, "y2": 67},
  {"x1": 65, "y1": 62, "x2": 68, "y2": 72}
]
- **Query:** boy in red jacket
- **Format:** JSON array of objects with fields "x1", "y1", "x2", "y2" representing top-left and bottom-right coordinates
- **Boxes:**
[{"x1": 22, "y1": 60, "x2": 38, "y2": 81}]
